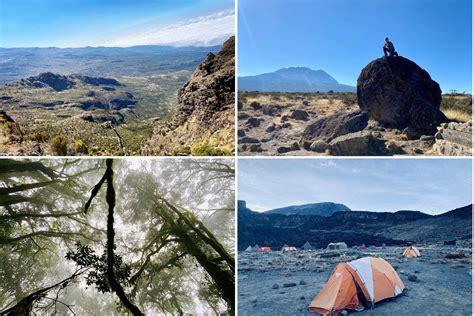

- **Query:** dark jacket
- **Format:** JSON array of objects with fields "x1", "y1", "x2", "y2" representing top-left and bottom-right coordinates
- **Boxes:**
[{"x1": 384, "y1": 40, "x2": 395, "y2": 53}]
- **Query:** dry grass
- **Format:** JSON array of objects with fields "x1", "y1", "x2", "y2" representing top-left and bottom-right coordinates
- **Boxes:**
[
  {"x1": 239, "y1": 92, "x2": 353, "y2": 116},
  {"x1": 442, "y1": 108, "x2": 472, "y2": 123},
  {"x1": 440, "y1": 94, "x2": 472, "y2": 123}
]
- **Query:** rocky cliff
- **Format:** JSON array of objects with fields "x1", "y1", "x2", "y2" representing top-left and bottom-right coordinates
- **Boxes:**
[
  {"x1": 144, "y1": 36, "x2": 235, "y2": 156},
  {"x1": 237, "y1": 200, "x2": 472, "y2": 250}
]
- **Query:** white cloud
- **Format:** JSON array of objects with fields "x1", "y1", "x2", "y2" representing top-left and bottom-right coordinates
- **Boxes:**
[{"x1": 102, "y1": 9, "x2": 234, "y2": 47}]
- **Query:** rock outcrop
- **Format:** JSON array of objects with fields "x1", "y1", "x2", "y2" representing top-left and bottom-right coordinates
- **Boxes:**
[
  {"x1": 175, "y1": 36, "x2": 235, "y2": 125},
  {"x1": 300, "y1": 110, "x2": 368, "y2": 149},
  {"x1": 73, "y1": 75, "x2": 122, "y2": 86},
  {"x1": 357, "y1": 56, "x2": 447, "y2": 134},
  {"x1": 432, "y1": 121, "x2": 472, "y2": 155},
  {"x1": 22, "y1": 72, "x2": 75, "y2": 91},
  {"x1": 144, "y1": 36, "x2": 235, "y2": 155},
  {"x1": 328, "y1": 131, "x2": 387, "y2": 156}
]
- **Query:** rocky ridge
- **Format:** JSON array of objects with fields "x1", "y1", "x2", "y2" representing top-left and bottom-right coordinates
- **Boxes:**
[
  {"x1": 238, "y1": 200, "x2": 472, "y2": 250},
  {"x1": 144, "y1": 36, "x2": 235, "y2": 155}
]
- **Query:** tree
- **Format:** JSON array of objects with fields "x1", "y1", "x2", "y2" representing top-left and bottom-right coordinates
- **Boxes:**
[{"x1": 0, "y1": 158, "x2": 235, "y2": 315}]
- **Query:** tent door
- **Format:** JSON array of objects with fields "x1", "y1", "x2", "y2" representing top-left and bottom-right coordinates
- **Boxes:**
[{"x1": 353, "y1": 276, "x2": 370, "y2": 309}]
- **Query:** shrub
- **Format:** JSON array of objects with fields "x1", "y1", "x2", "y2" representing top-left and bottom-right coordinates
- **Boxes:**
[
  {"x1": 440, "y1": 95, "x2": 472, "y2": 115},
  {"x1": 31, "y1": 131, "x2": 49, "y2": 142},
  {"x1": 191, "y1": 144, "x2": 232, "y2": 156},
  {"x1": 51, "y1": 135, "x2": 68, "y2": 155},
  {"x1": 340, "y1": 93, "x2": 357, "y2": 106},
  {"x1": 74, "y1": 139, "x2": 88, "y2": 154},
  {"x1": 172, "y1": 146, "x2": 191, "y2": 156},
  {"x1": 440, "y1": 94, "x2": 472, "y2": 122},
  {"x1": 249, "y1": 101, "x2": 261, "y2": 110}
]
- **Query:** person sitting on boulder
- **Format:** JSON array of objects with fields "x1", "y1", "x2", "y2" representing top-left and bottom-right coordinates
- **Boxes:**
[{"x1": 383, "y1": 37, "x2": 398, "y2": 57}]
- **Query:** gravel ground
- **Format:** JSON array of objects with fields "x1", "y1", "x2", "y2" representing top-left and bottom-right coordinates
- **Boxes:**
[{"x1": 238, "y1": 245, "x2": 472, "y2": 315}]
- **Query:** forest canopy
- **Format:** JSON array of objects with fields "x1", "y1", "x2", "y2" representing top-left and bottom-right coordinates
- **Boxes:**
[{"x1": 0, "y1": 158, "x2": 235, "y2": 315}]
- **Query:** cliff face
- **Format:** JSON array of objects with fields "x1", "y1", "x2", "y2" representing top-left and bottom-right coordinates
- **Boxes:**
[
  {"x1": 175, "y1": 36, "x2": 235, "y2": 124},
  {"x1": 237, "y1": 200, "x2": 472, "y2": 250},
  {"x1": 144, "y1": 36, "x2": 235, "y2": 156}
]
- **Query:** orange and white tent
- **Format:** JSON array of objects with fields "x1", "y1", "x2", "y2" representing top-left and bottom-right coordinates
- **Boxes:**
[
  {"x1": 282, "y1": 246, "x2": 297, "y2": 253},
  {"x1": 257, "y1": 247, "x2": 271, "y2": 253},
  {"x1": 309, "y1": 257, "x2": 405, "y2": 315},
  {"x1": 403, "y1": 246, "x2": 421, "y2": 258}
]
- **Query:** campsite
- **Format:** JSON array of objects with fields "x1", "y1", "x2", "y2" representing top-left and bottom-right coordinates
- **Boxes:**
[
  {"x1": 237, "y1": 159, "x2": 472, "y2": 315},
  {"x1": 238, "y1": 241, "x2": 471, "y2": 315}
]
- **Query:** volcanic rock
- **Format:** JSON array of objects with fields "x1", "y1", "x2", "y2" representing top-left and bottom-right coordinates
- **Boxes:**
[
  {"x1": 357, "y1": 56, "x2": 447, "y2": 134},
  {"x1": 290, "y1": 109, "x2": 309, "y2": 121},
  {"x1": 432, "y1": 121, "x2": 472, "y2": 156},
  {"x1": 300, "y1": 110, "x2": 368, "y2": 149},
  {"x1": 328, "y1": 131, "x2": 387, "y2": 156}
]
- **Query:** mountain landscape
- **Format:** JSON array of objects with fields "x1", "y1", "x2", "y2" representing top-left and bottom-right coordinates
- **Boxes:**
[
  {"x1": 238, "y1": 67, "x2": 356, "y2": 93},
  {"x1": 264, "y1": 202, "x2": 351, "y2": 216},
  {"x1": 0, "y1": 39, "x2": 235, "y2": 156},
  {"x1": 238, "y1": 61, "x2": 472, "y2": 157},
  {"x1": 238, "y1": 200, "x2": 472, "y2": 250}
]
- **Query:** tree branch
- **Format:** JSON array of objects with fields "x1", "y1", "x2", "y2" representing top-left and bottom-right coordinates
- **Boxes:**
[{"x1": 102, "y1": 159, "x2": 144, "y2": 316}]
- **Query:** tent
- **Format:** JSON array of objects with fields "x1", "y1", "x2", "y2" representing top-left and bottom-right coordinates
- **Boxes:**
[
  {"x1": 302, "y1": 241, "x2": 314, "y2": 250},
  {"x1": 327, "y1": 242, "x2": 348, "y2": 250},
  {"x1": 282, "y1": 246, "x2": 297, "y2": 253},
  {"x1": 244, "y1": 246, "x2": 252, "y2": 252},
  {"x1": 282, "y1": 244, "x2": 289, "y2": 249},
  {"x1": 403, "y1": 246, "x2": 421, "y2": 258},
  {"x1": 309, "y1": 257, "x2": 405, "y2": 315},
  {"x1": 360, "y1": 244, "x2": 367, "y2": 250},
  {"x1": 253, "y1": 244, "x2": 260, "y2": 251},
  {"x1": 257, "y1": 247, "x2": 271, "y2": 253}
]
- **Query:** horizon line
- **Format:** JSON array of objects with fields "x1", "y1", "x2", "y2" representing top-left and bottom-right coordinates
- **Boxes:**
[
  {"x1": 0, "y1": 42, "x2": 229, "y2": 50},
  {"x1": 243, "y1": 201, "x2": 472, "y2": 215}
]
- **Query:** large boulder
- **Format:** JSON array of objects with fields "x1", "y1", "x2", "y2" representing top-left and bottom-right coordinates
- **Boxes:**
[
  {"x1": 300, "y1": 110, "x2": 368, "y2": 149},
  {"x1": 357, "y1": 56, "x2": 447, "y2": 134},
  {"x1": 328, "y1": 131, "x2": 387, "y2": 156}
]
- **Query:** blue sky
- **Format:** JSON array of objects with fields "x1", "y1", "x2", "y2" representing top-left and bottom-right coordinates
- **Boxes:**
[
  {"x1": 238, "y1": 0, "x2": 472, "y2": 93},
  {"x1": 0, "y1": 0, "x2": 234, "y2": 47},
  {"x1": 238, "y1": 158, "x2": 472, "y2": 215}
]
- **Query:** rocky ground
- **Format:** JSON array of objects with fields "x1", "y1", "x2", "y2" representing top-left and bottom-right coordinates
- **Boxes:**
[
  {"x1": 238, "y1": 243, "x2": 471, "y2": 315},
  {"x1": 238, "y1": 92, "x2": 472, "y2": 156}
]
